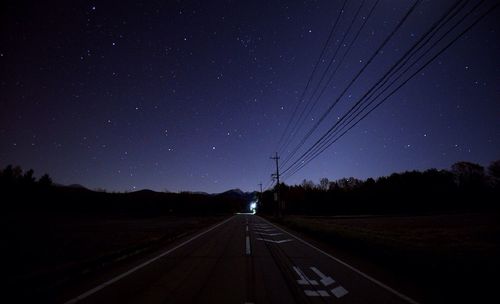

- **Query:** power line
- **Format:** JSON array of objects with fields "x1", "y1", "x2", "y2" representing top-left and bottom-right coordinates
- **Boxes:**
[
  {"x1": 276, "y1": 0, "x2": 348, "y2": 154},
  {"x1": 279, "y1": 0, "x2": 369, "y2": 157},
  {"x1": 281, "y1": 0, "x2": 478, "y2": 179},
  {"x1": 263, "y1": 179, "x2": 274, "y2": 191},
  {"x1": 282, "y1": 0, "x2": 497, "y2": 180},
  {"x1": 285, "y1": 0, "x2": 474, "y2": 179},
  {"x1": 292, "y1": 0, "x2": 381, "y2": 143},
  {"x1": 280, "y1": 0, "x2": 423, "y2": 170},
  {"x1": 311, "y1": 0, "x2": 382, "y2": 104},
  {"x1": 282, "y1": 0, "x2": 470, "y2": 178}
]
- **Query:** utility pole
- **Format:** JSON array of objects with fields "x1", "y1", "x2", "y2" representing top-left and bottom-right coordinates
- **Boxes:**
[
  {"x1": 257, "y1": 182, "x2": 263, "y2": 209},
  {"x1": 270, "y1": 152, "x2": 281, "y2": 218}
]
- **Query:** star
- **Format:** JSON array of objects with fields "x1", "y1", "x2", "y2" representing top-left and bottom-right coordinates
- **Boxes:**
[{"x1": 1, "y1": 0, "x2": 497, "y2": 195}]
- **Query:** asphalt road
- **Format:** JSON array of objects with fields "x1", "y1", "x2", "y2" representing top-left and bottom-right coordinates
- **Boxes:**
[{"x1": 62, "y1": 214, "x2": 419, "y2": 304}]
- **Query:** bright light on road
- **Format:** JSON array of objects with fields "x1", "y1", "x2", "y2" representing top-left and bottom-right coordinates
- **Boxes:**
[{"x1": 250, "y1": 201, "x2": 257, "y2": 213}]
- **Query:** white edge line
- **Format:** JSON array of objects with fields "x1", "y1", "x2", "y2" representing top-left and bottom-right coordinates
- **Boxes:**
[
  {"x1": 64, "y1": 215, "x2": 236, "y2": 304},
  {"x1": 246, "y1": 235, "x2": 251, "y2": 255},
  {"x1": 257, "y1": 216, "x2": 420, "y2": 304}
]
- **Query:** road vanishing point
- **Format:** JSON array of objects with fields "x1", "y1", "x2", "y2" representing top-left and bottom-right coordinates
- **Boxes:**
[{"x1": 63, "y1": 214, "x2": 419, "y2": 304}]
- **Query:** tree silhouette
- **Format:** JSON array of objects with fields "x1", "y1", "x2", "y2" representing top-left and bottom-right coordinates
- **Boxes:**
[
  {"x1": 451, "y1": 161, "x2": 485, "y2": 191},
  {"x1": 0, "y1": 165, "x2": 24, "y2": 187},
  {"x1": 488, "y1": 160, "x2": 500, "y2": 178},
  {"x1": 22, "y1": 169, "x2": 35, "y2": 186},
  {"x1": 336, "y1": 177, "x2": 362, "y2": 191},
  {"x1": 301, "y1": 179, "x2": 315, "y2": 190},
  {"x1": 488, "y1": 160, "x2": 500, "y2": 189},
  {"x1": 12, "y1": 166, "x2": 22, "y2": 180},
  {"x1": 0, "y1": 165, "x2": 14, "y2": 185},
  {"x1": 319, "y1": 178, "x2": 329, "y2": 191},
  {"x1": 38, "y1": 174, "x2": 53, "y2": 187}
]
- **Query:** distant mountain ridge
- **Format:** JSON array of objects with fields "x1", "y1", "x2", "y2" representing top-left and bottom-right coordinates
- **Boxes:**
[
  {"x1": 220, "y1": 188, "x2": 256, "y2": 201},
  {"x1": 56, "y1": 184, "x2": 255, "y2": 200}
]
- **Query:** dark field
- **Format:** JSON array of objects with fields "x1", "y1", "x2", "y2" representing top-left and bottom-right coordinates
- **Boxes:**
[
  {"x1": 3, "y1": 212, "x2": 226, "y2": 302},
  {"x1": 277, "y1": 213, "x2": 500, "y2": 304}
]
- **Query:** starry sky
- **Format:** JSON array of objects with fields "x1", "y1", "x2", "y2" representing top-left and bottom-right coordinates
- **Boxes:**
[{"x1": 1, "y1": 0, "x2": 499, "y2": 193}]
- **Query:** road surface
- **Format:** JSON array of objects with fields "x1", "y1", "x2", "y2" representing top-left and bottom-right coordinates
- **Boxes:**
[{"x1": 62, "y1": 214, "x2": 418, "y2": 304}]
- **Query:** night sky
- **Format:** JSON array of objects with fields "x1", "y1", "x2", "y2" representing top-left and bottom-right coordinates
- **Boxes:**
[{"x1": 1, "y1": 0, "x2": 499, "y2": 193}]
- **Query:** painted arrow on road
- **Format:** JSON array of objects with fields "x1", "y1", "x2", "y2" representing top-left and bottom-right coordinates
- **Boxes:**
[
  {"x1": 311, "y1": 267, "x2": 335, "y2": 286},
  {"x1": 293, "y1": 266, "x2": 318, "y2": 286}
]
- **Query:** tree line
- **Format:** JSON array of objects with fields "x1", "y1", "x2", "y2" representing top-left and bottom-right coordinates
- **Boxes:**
[
  {"x1": 0, "y1": 165, "x2": 246, "y2": 215},
  {"x1": 259, "y1": 160, "x2": 500, "y2": 215},
  {"x1": 0, "y1": 165, "x2": 53, "y2": 189}
]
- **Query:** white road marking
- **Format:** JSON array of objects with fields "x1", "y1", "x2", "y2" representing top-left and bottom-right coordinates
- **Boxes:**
[
  {"x1": 331, "y1": 286, "x2": 349, "y2": 298},
  {"x1": 255, "y1": 238, "x2": 292, "y2": 244},
  {"x1": 304, "y1": 290, "x2": 330, "y2": 297},
  {"x1": 253, "y1": 232, "x2": 282, "y2": 236},
  {"x1": 64, "y1": 216, "x2": 236, "y2": 304},
  {"x1": 257, "y1": 217, "x2": 420, "y2": 304},
  {"x1": 246, "y1": 235, "x2": 251, "y2": 255},
  {"x1": 310, "y1": 267, "x2": 335, "y2": 286},
  {"x1": 293, "y1": 266, "x2": 318, "y2": 285},
  {"x1": 246, "y1": 225, "x2": 249, "y2": 232},
  {"x1": 252, "y1": 227, "x2": 274, "y2": 231},
  {"x1": 253, "y1": 230, "x2": 276, "y2": 233}
]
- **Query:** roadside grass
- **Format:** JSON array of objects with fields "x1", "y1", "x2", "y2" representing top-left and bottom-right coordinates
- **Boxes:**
[{"x1": 277, "y1": 213, "x2": 500, "y2": 303}]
